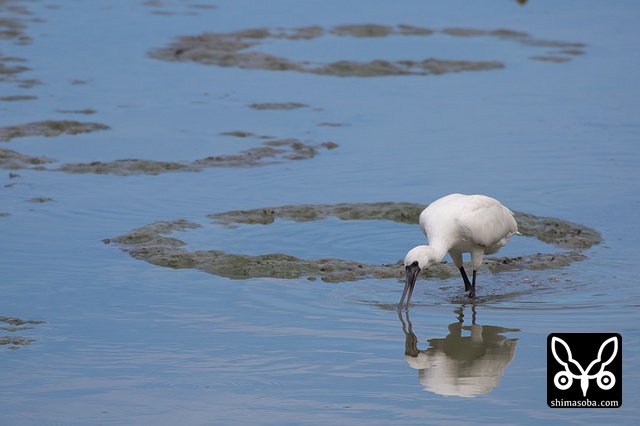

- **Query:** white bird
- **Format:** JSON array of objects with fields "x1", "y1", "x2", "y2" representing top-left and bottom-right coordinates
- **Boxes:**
[{"x1": 399, "y1": 194, "x2": 520, "y2": 309}]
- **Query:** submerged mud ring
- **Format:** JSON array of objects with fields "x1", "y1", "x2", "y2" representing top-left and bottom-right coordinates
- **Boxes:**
[
  {"x1": 108, "y1": 202, "x2": 601, "y2": 283},
  {"x1": 148, "y1": 24, "x2": 586, "y2": 77},
  {"x1": 0, "y1": 119, "x2": 338, "y2": 175}
]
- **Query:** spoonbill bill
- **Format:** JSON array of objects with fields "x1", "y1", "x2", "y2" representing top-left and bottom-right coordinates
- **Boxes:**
[{"x1": 399, "y1": 194, "x2": 519, "y2": 309}]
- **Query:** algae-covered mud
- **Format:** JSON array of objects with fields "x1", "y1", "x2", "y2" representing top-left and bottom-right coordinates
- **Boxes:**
[
  {"x1": 0, "y1": 125, "x2": 337, "y2": 175},
  {"x1": 109, "y1": 202, "x2": 601, "y2": 283},
  {"x1": 142, "y1": 0, "x2": 217, "y2": 16},
  {"x1": 248, "y1": 102, "x2": 309, "y2": 110},
  {"x1": 0, "y1": 0, "x2": 41, "y2": 90},
  {"x1": 55, "y1": 139, "x2": 338, "y2": 175},
  {"x1": 0, "y1": 147, "x2": 56, "y2": 169},
  {"x1": 149, "y1": 24, "x2": 585, "y2": 77},
  {"x1": 0, "y1": 120, "x2": 110, "y2": 142},
  {"x1": 1, "y1": 316, "x2": 45, "y2": 350}
]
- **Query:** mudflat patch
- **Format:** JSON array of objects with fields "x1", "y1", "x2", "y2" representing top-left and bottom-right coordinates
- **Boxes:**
[
  {"x1": 108, "y1": 202, "x2": 601, "y2": 283},
  {"x1": 0, "y1": 120, "x2": 110, "y2": 142},
  {"x1": 149, "y1": 24, "x2": 585, "y2": 77},
  {"x1": 0, "y1": 122, "x2": 338, "y2": 175},
  {"x1": 1, "y1": 316, "x2": 45, "y2": 350}
]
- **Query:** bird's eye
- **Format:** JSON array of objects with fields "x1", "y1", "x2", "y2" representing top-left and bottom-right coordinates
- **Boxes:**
[{"x1": 412, "y1": 261, "x2": 419, "y2": 267}]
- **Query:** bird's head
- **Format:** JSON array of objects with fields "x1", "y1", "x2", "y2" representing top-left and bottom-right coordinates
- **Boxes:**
[
  {"x1": 404, "y1": 245, "x2": 440, "y2": 271},
  {"x1": 399, "y1": 245, "x2": 440, "y2": 310}
]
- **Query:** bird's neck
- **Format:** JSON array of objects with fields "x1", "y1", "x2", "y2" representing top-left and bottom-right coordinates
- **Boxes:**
[
  {"x1": 425, "y1": 237, "x2": 450, "y2": 260},
  {"x1": 431, "y1": 245, "x2": 448, "y2": 263},
  {"x1": 420, "y1": 244, "x2": 448, "y2": 264}
]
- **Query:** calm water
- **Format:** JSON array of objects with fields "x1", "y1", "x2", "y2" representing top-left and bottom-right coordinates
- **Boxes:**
[{"x1": 1, "y1": 0, "x2": 639, "y2": 424}]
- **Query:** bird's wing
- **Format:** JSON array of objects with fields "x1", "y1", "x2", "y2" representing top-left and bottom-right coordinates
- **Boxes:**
[{"x1": 456, "y1": 199, "x2": 518, "y2": 248}]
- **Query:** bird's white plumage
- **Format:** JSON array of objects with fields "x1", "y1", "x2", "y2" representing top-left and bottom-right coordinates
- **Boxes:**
[
  {"x1": 420, "y1": 194, "x2": 518, "y2": 268},
  {"x1": 400, "y1": 193, "x2": 519, "y2": 308}
]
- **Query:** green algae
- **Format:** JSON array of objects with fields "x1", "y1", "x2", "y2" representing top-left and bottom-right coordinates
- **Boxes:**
[
  {"x1": 0, "y1": 316, "x2": 45, "y2": 329},
  {"x1": 1, "y1": 315, "x2": 45, "y2": 350},
  {"x1": 248, "y1": 102, "x2": 309, "y2": 110},
  {"x1": 0, "y1": 147, "x2": 55, "y2": 170},
  {"x1": 0, "y1": 335, "x2": 35, "y2": 349},
  {"x1": 55, "y1": 108, "x2": 97, "y2": 115},
  {"x1": 109, "y1": 203, "x2": 601, "y2": 283},
  {"x1": 0, "y1": 120, "x2": 110, "y2": 142},
  {"x1": 207, "y1": 203, "x2": 601, "y2": 250},
  {"x1": 0, "y1": 2, "x2": 40, "y2": 89},
  {"x1": 208, "y1": 202, "x2": 425, "y2": 227},
  {"x1": 148, "y1": 23, "x2": 585, "y2": 77},
  {"x1": 25, "y1": 197, "x2": 55, "y2": 203},
  {"x1": 0, "y1": 138, "x2": 338, "y2": 175},
  {"x1": 0, "y1": 95, "x2": 37, "y2": 102},
  {"x1": 220, "y1": 130, "x2": 274, "y2": 139},
  {"x1": 55, "y1": 139, "x2": 338, "y2": 175}
]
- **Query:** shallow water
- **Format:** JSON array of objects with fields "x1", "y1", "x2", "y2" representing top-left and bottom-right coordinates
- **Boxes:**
[{"x1": 1, "y1": 0, "x2": 639, "y2": 424}]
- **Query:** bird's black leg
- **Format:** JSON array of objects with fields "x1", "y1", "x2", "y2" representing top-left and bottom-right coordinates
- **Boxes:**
[
  {"x1": 469, "y1": 270, "x2": 477, "y2": 298},
  {"x1": 459, "y1": 267, "x2": 472, "y2": 293}
]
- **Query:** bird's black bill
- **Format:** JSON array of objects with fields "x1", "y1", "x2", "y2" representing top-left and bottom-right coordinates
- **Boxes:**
[{"x1": 398, "y1": 262, "x2": 421, "y2": 310}]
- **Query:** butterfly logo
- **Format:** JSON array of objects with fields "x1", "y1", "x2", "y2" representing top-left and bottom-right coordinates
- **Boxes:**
[{"x1": 551, "y1": 335, "x2": 618, "y2": 397}]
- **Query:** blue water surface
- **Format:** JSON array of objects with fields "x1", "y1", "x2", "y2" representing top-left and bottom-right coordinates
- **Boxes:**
[{"x1": 1, "y1": 0, "x2": 639, "y2": 424}]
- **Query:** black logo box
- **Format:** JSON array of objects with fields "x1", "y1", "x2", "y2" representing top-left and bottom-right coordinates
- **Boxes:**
[{"x1": 547, "y1": 333, "x2": 622, "y2": 408}]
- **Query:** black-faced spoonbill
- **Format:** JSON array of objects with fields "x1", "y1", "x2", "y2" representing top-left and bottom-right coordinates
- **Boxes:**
[{"x1": 399, "y1": 194, "x2": 519, "y2": 309}]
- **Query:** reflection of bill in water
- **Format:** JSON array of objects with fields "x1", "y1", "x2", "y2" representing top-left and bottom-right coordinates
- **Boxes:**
[{"x1": 398, "y1": 306, "x2": 519, "y2": 397}]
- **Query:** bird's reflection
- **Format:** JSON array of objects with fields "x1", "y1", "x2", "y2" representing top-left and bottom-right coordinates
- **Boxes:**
[{"x1": 398, "y1": 306, "x2": 519, "y2": 397}]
